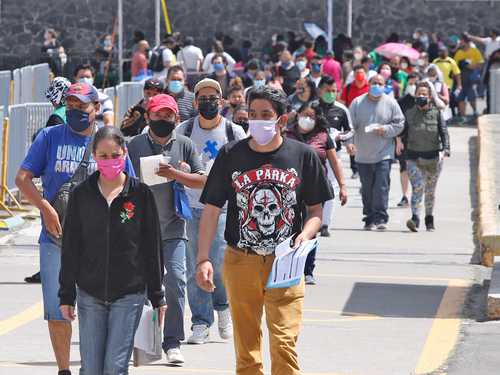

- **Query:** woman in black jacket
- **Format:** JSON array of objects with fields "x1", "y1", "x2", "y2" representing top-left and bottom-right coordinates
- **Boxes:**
[{"x1": 59, "y1": 126, "x2": 165, "y2": 375}]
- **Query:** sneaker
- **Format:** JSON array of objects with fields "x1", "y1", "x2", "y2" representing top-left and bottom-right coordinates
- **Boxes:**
[
  {"x1": 58, "y1": 370, "x2": 71, "y2": 375},
  {"x1": 305, "y1": 275, "x2": 316, "y2": 285},
  {"x1": 25, "y1": 271, "x2": 41, "y2": 284},
  {"x1": 397, "y1": 196, "x2": 409, "y2": 208},
  {"x1": 425, "y1": 215, "x2": 435, "y2": 232},
  {"x1": 187, "y1": 324, "x2": 209, "y2": 344},
  {"x1": 363, "y1": 223, "x2": 375, "y2": 231},
  {"x1": 406, "y1": 215, "x2": 420, "y2": 232},
  {"x1": 351, "y1": 172, "x2": 359, "y2": 179},
  {"x1": 217, "y1": 309, "x2": 233, "y2": 340},
  {"x1": 375, "y1": 223, "x2": 387, "y2": 231},
  {"x1": 320, "y1": 225, "x2": 330, "y2": 237},
  {"x1": 166, "y1": 347, "x2": 185, "y2": 365}
]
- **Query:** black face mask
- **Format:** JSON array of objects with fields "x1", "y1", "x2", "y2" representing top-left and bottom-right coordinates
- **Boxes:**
[
  {"x1": 415, "y1": 96, "x2": 429, "y2": 107},
  {"x1": 198, "y1": 100, "x2": 219, "y2": 120},
  {"x1": 149, "y1": 119, "x2": 176, "y2": 138}
]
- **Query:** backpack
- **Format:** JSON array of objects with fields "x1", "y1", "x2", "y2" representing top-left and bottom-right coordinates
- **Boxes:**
[
  {"x1": 183, "y1": 117, "x2": 235, "y2": 142},
  {"x1": 149, "y1": 46, "x2": 166, "y2": 72}
]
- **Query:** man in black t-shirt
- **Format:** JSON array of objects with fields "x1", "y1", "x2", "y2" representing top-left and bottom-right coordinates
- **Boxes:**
[{"x1": 196, "y1": 87, "x2": 333, "y2": 374}]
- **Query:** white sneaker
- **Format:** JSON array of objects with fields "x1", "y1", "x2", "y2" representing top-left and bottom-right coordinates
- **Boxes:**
[
  {"x1": 187, "y1": 324, "x2": 209, "y2": 345},
  {"x1": 217, "y1": 308, "x2": 233, "y2": 340},
  {"x1": 166, "y1": 347, "x2": 184, "y2": 365}
]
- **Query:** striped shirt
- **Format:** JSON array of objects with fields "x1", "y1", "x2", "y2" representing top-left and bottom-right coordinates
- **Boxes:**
[{"x1": 167, "y1": 89, "x2": 198, "y2": 122}]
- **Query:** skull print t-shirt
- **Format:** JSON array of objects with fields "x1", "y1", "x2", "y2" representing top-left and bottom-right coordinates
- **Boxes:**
[{"x1": 200, "y1": 137, "x2": 334, "y2": 255}]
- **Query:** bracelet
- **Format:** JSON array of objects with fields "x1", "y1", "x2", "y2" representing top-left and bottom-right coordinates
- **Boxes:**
[{"x1": 196, "y1": 259, "x2": 211, "y2": 269}]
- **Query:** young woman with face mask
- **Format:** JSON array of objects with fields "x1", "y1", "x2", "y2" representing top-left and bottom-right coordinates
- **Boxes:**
[
  {"x1": 59, "y1": 126, "x2": 166, "y2": 375},
  {"x1": 285, "y1": 101, "x2": 347, "y2": 285},
  {"x1": 378, "y1": 62, "x2": 401, "y2": 99},
  {"x1": 400, "y1": 82, "x2": 450, "y2": 233}
]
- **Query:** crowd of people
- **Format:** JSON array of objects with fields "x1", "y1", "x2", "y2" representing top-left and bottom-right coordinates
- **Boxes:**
[{"x1": 17, "y1": 26, "x2": 500, "y2": 375}]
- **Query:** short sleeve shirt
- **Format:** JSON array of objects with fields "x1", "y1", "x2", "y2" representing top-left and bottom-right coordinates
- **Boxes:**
[
  {"x1": 433, "y1": 57, "x2": 461, "y2": 89},
  {"x1": 200, "y1": 138, "x2": 334, "y2": 256}
]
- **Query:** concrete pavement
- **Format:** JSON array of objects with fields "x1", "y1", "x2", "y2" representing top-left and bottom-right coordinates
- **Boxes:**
[{"x1": 0, "y1": 126, "x2": 489, "y2": 375}]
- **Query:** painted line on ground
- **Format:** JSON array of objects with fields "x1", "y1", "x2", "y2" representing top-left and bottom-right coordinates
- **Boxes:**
[
  {"x1": 0, "y1": 301, "x2": 43, "y2": 336},
  {"x1": 414, "y1": 279, "x2": 470, "y2": 374},
  {"x1": 316, "y1": 272, "x2": 466, "y2": 283},
  {"x1": 302, "y1": 308, "x2": 381, "y2": 323}
]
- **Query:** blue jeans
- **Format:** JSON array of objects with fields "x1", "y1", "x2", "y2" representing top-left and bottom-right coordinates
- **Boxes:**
[
  {"x1": 77, "y1": 288, "x2": 145, "y2": 375},
  {"x1": 162, "y1": 239, "x2": 187, "y2": 351},
  {"x1": 40, "y1": 241, "x2": 65, "y2": 321},
  {"x1": 358, "y1": 160, "x2": 392, "y2": 225},
  {"x1": 186, "y1": 208, "x2": 228, "y2": 328}
]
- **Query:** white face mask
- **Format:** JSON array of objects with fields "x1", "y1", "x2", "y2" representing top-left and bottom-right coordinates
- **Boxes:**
[
  {"x1": 298, "y1": 116, "x2": 315, "y2": 132},
  {"x1": 79, "y1": 77, "x2": 94, "y2": 86},
  {"x1": 248, "y1": 120, "x2": 277, "y2": 146},
  {"x1": 400, "y1": 62, "x2": 409, "y2": 70},
  {"x1": 406, "y1": 84, "x2": 417, "y2": 97}
]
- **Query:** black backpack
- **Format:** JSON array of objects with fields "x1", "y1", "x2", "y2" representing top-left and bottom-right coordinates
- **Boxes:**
[
  {"x1": 182, "y1": 117, "x2": 235, "y2": 142},
  {"x1": 149, "y1": 46, "x2": 166, "y2": 72}
]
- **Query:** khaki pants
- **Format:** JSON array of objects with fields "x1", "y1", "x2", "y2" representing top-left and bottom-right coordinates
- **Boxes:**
[{"x1": 223, "y1": 247, "x2": 305, "y2": 375}]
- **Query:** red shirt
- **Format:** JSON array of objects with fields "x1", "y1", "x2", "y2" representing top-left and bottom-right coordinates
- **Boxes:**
[{"x1": 341, "y1": 81, "x2": 369, "y2": 107}]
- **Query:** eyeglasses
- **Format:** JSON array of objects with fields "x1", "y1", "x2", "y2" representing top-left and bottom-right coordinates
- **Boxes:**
[{"x1": 198, "y1": 96, "x2": 220, "y2": 102}]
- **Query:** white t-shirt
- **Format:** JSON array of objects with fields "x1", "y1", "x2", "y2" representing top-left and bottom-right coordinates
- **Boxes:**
[
  {"x1": 177, "y1": 45, "x2": 203, "y2": 71},
  {"x1": 176, "y1": 116, "x2": 247, "y2": 209},
  {"x1": 96, "y1": 91, "x2": 114, "y2": 126},
  {"x1": 482, "y1": 36, "x2": 500, "y2": 59},
  {"x1": 202, "y1": 52, "x2": 236, "y2": 73},
  {"x1": 153, "y1": 47, "x2": 175, "y2": 80}
]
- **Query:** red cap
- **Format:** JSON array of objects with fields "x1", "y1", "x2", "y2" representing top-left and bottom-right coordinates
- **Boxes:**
[{"x1": 147, "y1": 94, "x2": 178, "y2": 114}]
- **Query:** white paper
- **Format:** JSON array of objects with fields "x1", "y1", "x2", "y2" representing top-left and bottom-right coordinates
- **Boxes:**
[
  {"x1": 134, "y1": 305, "x2": 162, "y2": 355},
  {"x1": 365, "y1": 124, "x2": 381, "y2": 133},
  {"x1": 139, "y1": 155, "x2": 171, "y2": 186},
  {"x1": 266, "y1": 237, "x2": 318, "y2": 289}
]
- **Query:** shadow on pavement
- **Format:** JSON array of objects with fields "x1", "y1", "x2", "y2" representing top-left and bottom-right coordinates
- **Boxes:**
[{"x1": 342, "y1": 282, "x2": 467, "y2": 318}]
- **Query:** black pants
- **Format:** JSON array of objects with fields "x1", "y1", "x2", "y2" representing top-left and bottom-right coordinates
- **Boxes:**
[
  {"x1": 305, "y1": 248, "x2": 317, "y2": 276},
  {"x1": 350, "y1": 155, "x2": 358, "y2": 174}
]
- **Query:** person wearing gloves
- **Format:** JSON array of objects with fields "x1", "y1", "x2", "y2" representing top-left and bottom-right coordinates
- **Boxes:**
[
  {"x1": 59, "y1": 126, "x2": 165, "y2": 375},
  {"x1": 399, "y1": 82, "x2": 450, "y2": 232}
]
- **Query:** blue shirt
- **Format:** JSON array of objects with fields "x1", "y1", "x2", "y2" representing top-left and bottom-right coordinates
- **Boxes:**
[{"x1": 21, "y1": 124, "x2": 136, "y2": 244}]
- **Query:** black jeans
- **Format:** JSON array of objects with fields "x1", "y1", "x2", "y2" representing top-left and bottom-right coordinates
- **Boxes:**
[
  {"x1": 350, "y1": 155, "x2": 358, "y2": 174},
  {"x1": 358, "y1": 160, "x2": 392, "y2": 225}
]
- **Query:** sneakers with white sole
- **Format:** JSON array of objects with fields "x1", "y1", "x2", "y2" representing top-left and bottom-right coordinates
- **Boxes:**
[
  {"x1": 166, "y1": 347, "x2": 185, "y2": 365},
  {"x1": 187, "y1": 324, "x2": 209, "y2": 345},
  {"x1": 217, "y1": 308, "x2": 233, "y2": 340}
]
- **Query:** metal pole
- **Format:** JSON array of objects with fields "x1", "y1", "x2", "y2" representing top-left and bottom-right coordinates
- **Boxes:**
[
  {"x1": 155, "y1": 0, "x2": 161, "y2": 47},
  {"x1": 347, "y1": 0, "x2": 352, "y2": 38},
  {"x1": 118, "y1": 0, "x2": 123, "y2": 83},
  {"x1": 327, "y1": 0, "x2": 333, "y2": 51}
]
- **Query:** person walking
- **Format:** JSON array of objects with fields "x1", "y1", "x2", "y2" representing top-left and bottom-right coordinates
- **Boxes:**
[
  {"x1": 58, "y1": 126, "x2": 166, "y2": 375},
  {"x1": 164, "y1": 66, "x2": 198, "y2": 122},
  {"x1": 196, "y1": 86, "x2": 333, "y2": 375},
  {"x1": 401, "y1": 82, "x2": 450, "y2": 232},
  {"x1": 350, "y1": 74, "x2": 405, "y2": 230}
]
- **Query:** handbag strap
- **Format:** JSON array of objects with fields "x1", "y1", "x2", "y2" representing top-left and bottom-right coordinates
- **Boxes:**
[{"x1": 69, "y1": 127, "x2": 96, "y2": 183}]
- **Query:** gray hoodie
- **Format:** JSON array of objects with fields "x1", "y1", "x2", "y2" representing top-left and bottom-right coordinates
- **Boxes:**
[{"x1": 350, "y1": 93, "x2": 405, "y2": 164}]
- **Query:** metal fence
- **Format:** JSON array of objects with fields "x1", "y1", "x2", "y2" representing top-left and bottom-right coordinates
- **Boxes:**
[
  {"x1": 12, "y1": 64, "x2": 51, "y2": 105},
  {"x1": 115, "y1": 82, "x2": 143, "y2": 124},
  {"x1": 6, "y1": 103, "x2": 52, "y2": 190},
  {"x1": 0, "y1": 72, "x2": 11, "y2": 118},
  {"x1": 490, "y1": 68, "x2": 500, "y2": 114}
]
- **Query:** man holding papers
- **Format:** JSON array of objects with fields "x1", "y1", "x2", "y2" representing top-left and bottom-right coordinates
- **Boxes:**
[
  {"x1": 196, "y1": 86, "x2": 333, "y2": 375},
  {"x1": 127, "y1": 94, "x2": 205, "y2": 365}
]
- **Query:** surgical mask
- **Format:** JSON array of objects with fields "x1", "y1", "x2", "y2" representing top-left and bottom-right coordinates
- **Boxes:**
[
  {"x1": 417, "y1": 59, "x2": 425, "y2": 67},
  {"x1": 428, "y1": 75, "x2": 437, "y2": 82},
  {"x1": 406, "y1": 84, "x2": 417, "y2": 97},
  {"x1": 168, "y1": 80, "x2": 184, "y2": 94},
  {"x1": 149, "y1": 119, "x2": 176, "y2": 138},
  {"x1": 353, "y1": 52, "x2": 363, "y2": 61},
  {"x1": 296, "y1": 60, "x2": 307, "y2": 71},
  {"x1": 281, "y1": 61, "x2": 291, "y2": 69},
  {"x1": 97, "y1": 157, "x2": 126, "y2": 180},
  {"x1": 400, "y1": 62, "x2": 409, "y2": 70},
  {"x1": 248, "y1": 119, "x2": 277, "y2": 146},
  {"x1": 254, "y1": 79, "x2": 265, "y2": 88},
  {"x1": 415, "y1": 96, "x2": 429, "y2": 107},
  {"x1": 67, "y1": 109, "x2": 91, "y2": 132},
  {"x1": 380, "y1": 69, "x2": 391, "y2": 80},
  {"x1": 321, "y1": 92, "x2": 336, "y2": 104},
  {"x1": 298, "y1": 116, "x2": 315, "y2": 132},
  {"x1": 78, "y1": 77, "x2": 94, "y2": 86},
  {"x1": 198, "y1": 100, "x2": 219, "y2": 120},
  {"x1": 369, "y1": 84, "x2": 384, "y2": 98},
  {"x1": 355, "y1": 71, "x2": 365, "y2": 82},
  {"x1": 311, "y1": 63, "x2": 321, "y2": 73},
  {"x1": 213, "y1": 63, "x2": 225, "y2": 72}
]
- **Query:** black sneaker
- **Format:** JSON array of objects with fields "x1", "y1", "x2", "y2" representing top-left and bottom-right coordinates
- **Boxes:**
[
  {"x1": 425, "y1": 215, "x2": 435, "y2": 231},
  {"x1": 25, "y1": 271, "x2": 41, "y2": 284},
  {"x1": 320, "y1": 225, "x2": 330, "y2": 237},
  {"x1": 58, "y1": 370, "x2": 71, "y2": 375},
  {"x1": 406, "y1": 215, "x2": 420, "y2": 232},
  {"x1": 397, "y1": 196, "x2": 409, "y2": 208}
]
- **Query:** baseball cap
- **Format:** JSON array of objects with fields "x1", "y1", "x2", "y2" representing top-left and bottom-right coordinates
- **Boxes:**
[
  {"x1": 144, "y1": 78, "x2": 164, "y2": 91},
  {"x1": 147, "y1": 94, "x2": 178, "y2": 114},
  {"x1": 194, "y1": 78, "x2": 222, "y2": 96},
  {"x1": 66, "y1": 82, "x2": 99, "y2": 103}
]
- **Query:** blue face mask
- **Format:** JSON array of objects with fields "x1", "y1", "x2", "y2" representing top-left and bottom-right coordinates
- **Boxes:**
[
  {"x1": 311, "y1": 63, "x2": 321, "y2": 73},
  {"x1": 168, "y1": 80, "x2": 184, "y2": 94},
  {"x1": 296, "y1": 60, "x2": 307, "y2": 71},
  {"x1": 369, "y1": 84, "x2": 384, "y2": 98},
  {"x1": 66, "y1": 109, "x2": 91, "y2": 132},
  {"x1": 213, "y1": 63, "x2": 225, "y2": 72},
  {"x1": 254, "y1": 79, "x2": 266, "y2": 88}
]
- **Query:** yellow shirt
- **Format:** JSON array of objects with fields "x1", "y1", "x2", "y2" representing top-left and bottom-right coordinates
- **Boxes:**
[
  {"x1": 432, "y1": 57, "x2": 461, "y2": 88},
  {"x1": 453, "y1": 47, "x2": 484, "y2": 66}
]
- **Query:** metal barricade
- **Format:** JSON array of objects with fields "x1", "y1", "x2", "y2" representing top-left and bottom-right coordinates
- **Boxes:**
[
  {"x1": 12, "y1": 69, "x2": 21, "y2": 105},
  {"x1": 116, "y1": 82, "x2": 143, "y2": 124},
  {"x1": 6, "y1": 103, "x2": 52, "y2": 190},
  {"x1": 32, "y1": 64, "x2": 51, "y2": 103},
  {"x1": 12, "y1": 64, "x2": 51, "y2": 105},
  {"x1": 490, "y1": 68, "x2": 500, "y2": 114},
  {"x1": 0, "y1": 71, "x2": 11, "y2": 116}
]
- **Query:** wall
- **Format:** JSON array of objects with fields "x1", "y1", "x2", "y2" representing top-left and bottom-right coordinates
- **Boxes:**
[{"x1": 0, "y1": 0, "x2": 499, "y2": 71}]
